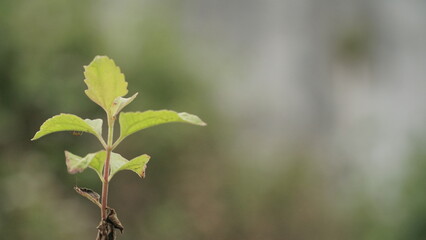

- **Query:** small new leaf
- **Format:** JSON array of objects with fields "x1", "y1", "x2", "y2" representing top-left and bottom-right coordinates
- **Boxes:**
[
  {"x1": 111, "y1": 93, "x2": 138, "y2": 117},
  {"x1": 118, "y1": 110, "x2": 206, "y2": 142},
  {"x1": 32, "y1": 114, "x2": 103, "y2": 141},
  {"x1": 84, "y1": 56, "x2": 129, "y2": 115},
  {"x1": 108, "y1": 152, "x2": 150, "y2": 181}
]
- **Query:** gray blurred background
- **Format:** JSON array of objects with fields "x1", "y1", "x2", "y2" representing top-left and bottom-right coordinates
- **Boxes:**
[{"x1": 1, "y1": 0, "x2": 426, "y2": 239}]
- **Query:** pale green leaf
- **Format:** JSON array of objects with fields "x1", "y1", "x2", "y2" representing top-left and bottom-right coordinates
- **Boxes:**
[
  {"x1": 118, "y1": 110, "x2": 206, "y2": 141},
  {"x1": 111, "y1": 92, "x2": 138, "y2": 117},
  {"x1": 31, "y1": 114, "x2": 103, "y2": 141},
  {"x1": 65, "y1": 151, "x2": 105, "y2": 181},
  {"x1": 117, "y1": 154, "x2": 150, "y2": 178},
  {"x1": 89, "y1": 151, "x2": 107, "y2": 180},
  {"x1": 84, "y1": 118, "x2": 103, "y2": 137},
  {"x1": 64, "y1": 150, "x2": 150, "y2": 182},
  {"x1": 109, "y1": 152, "x2": 150, "y2": 180},
  {"x1": 84, "y1": 56, "x2": 128, "y2": 114}
]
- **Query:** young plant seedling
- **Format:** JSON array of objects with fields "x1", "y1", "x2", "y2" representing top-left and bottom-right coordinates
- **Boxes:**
[{"x1": 32, "y1": 56, "x2": 206, "y2": 239}]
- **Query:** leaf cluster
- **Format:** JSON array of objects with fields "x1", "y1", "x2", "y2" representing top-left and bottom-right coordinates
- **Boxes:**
[{"x1": 32, "y1": 56, "x2": 206, "y2": 182}]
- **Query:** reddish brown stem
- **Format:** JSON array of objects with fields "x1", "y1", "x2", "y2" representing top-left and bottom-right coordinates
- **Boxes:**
[{"x1": 101, "y1": 148, "x2": 112, "y2": 220}]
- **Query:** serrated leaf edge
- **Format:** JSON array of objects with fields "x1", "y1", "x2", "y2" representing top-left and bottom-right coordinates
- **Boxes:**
[{"x1": 31, "y1": 113, "x2": 103, "y2": 141}]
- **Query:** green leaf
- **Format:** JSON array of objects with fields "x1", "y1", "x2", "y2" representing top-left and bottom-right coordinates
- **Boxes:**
[
  {"x1": 89, "y1": 151, "x2": 107, "y2": 180},
  {"x1": 65, "y1": 151, "x2": 105, "y2": 181},
  {"x1": 31, "y1": 114, "x2": 103, "y2": 141},
  {"x1": 111, "y1": 92, "x2": 138, "y2": 117},
  {"x1": 109, "y1": 152, "x2": 150, "y2": 181},
  {"x1": 118, "y1": 110, "x2": 206, "y2": 141},
  {"x1": 84, "y1": 118, "x2": 103, "y2": 137},
  {"x1": 64, "y1": 150, "x2": 149, "y2": 181},
  {"x1": 84, "y1": 56, "x2": 129, "y2": 115}
]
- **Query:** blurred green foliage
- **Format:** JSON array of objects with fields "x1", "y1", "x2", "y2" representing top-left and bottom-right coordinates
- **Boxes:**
[{"x1": 0, "y1": 1, "x2": 425, "y2": 240}]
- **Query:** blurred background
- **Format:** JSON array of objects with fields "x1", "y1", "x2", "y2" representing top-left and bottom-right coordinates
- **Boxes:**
[{"x1": 1, "y1": 0, "x2": 426, "y2": 239}]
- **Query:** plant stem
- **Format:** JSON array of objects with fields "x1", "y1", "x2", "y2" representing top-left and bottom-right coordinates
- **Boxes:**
[
  {"x1": 101, "y1": 115, "x2": 115, "y2": 220},
  {"x1": 111, "y1": 137, "x2": 122, "y2": 151},
  {"x1": 101, "y1": 148, "x2": 111, "y2": 220},
  {"x1": 97, "y1": 135, "x2": 108, "y2": 149}
]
